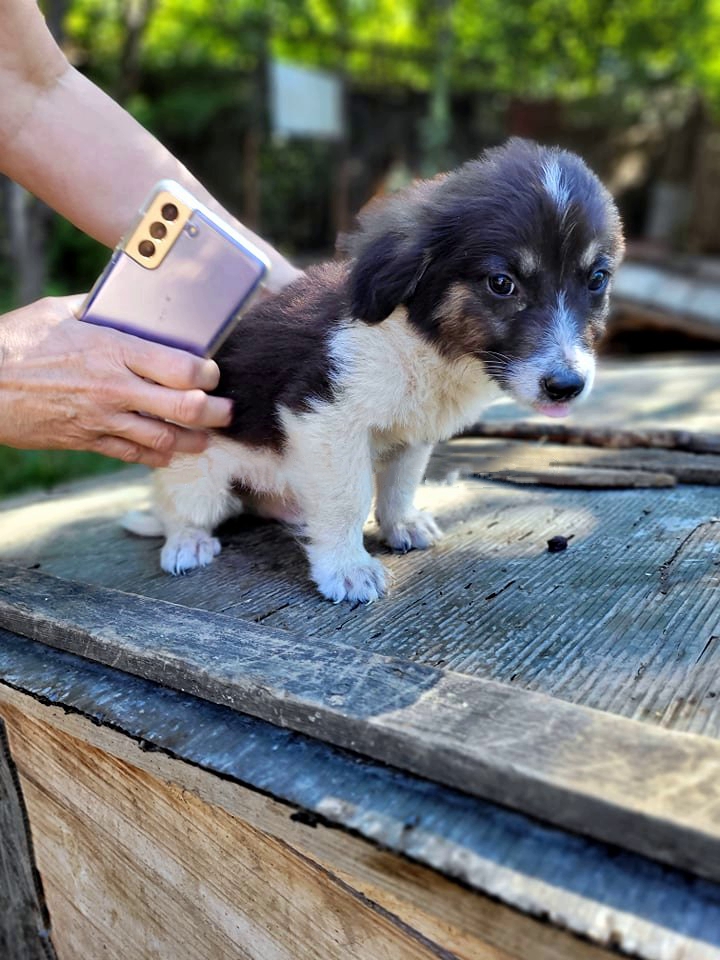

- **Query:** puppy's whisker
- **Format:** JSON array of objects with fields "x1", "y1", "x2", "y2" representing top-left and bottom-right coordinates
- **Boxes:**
[{"x1": 478, "y1": 350, "x2": 517, "y2": 364}]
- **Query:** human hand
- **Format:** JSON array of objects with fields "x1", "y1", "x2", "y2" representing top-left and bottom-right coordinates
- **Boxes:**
[{"x1": 0, "y1": 295, "x2": 233, "y2": 467}]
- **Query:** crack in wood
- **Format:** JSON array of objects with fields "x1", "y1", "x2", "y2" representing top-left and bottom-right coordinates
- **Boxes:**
[
  {"x1": 658, "y1": 519, "x2": 720, "y2": 595},
  {"x1": 484, "y1": 580, "x2": 517, "y2": 602},
  {"x1": 696, "y1": 636, "x2": 719, "y2": 665}
]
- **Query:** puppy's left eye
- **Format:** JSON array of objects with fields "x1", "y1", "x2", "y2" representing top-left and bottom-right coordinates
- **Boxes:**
[
  {"x1": 488, "y1": 274, "x2": 516, "y2": 297},
  {"x1": 588, "y1": 269, "x2": 609, "y2": 292}
]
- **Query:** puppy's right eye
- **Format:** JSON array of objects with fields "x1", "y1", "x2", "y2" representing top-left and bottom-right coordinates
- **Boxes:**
[{"x1": 487, "y1": 274, "x2": 516, "y2": 297}]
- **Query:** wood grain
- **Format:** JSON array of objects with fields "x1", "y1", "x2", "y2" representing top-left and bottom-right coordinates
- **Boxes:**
[
  {"x1": 474, "y1": 466, "x2": 676, "y2": 488},
  {"x1": 462, "y1": 420, "x2": 720, "y2": 453},
  {"x1": 0, "y1": 692, "x2": 625, "y2": 960},
  {"x1": 4, "y1": 640, "x2": 715, "y2": 960},
  {"x1": 0, "y1": 719, "x2": 56, "y2": 960},
  {"x1": 428, "y1": 437, "x2": 720, "y2": 485},
  {"x1": 2, "y1": 563, "x2": 720, "y2": 885},
  {"x1": 4, "y1": 706, "x2": 456, "y2": 960}
]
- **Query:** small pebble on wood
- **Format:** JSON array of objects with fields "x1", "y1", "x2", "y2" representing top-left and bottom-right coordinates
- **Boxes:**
[{"x1": 547, "y1": 536, "x2": 569, "y2": 553}]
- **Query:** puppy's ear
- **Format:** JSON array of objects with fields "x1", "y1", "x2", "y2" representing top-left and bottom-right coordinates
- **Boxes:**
[
  {"x1": 349, "y1": 233, "x2": 429, "y2": 324},
  {"x1": 343, "y1": 178, "x2": 443, "y2": 323}
]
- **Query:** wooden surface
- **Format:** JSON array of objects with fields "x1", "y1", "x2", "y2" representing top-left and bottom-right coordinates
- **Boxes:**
[
  {"x1": 3, "y1": 357, "x2": 720, "y2": 958},
  {"x1": 2, "y1": 629, "x2": 720, "y2": 960},
  {"x1": 4, "y1": 704, "x2": 478, "y2": 960},
  {"x1": 0, "y1": 694, "x2": 620, "y2": 960},
  {"x1": 0, "y1": 719, "x2": 55, "y2": 960},
  {"x1": 3, "y1": 560, "x2": 720, "y2": 885},
  {"x1": 612, "y1": 261, "x2": 720, "y2": 342},
  {"x1": 2, "y1": 451, "x2": 720, "y2": 741}
]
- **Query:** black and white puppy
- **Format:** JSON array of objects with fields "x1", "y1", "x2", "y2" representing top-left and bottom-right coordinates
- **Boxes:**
[{"x1": 126, "y1": 138, "x2": 624, "y2": 603}]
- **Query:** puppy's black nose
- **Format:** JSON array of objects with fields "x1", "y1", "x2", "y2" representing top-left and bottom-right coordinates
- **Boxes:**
[{"x1": 541, "y1": 372, "x2": 585, "y2": 402}]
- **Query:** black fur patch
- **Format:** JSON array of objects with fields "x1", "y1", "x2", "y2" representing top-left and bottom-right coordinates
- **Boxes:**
[{"x1": 213, "y1": 262, "x2": 348, "y2": 450}]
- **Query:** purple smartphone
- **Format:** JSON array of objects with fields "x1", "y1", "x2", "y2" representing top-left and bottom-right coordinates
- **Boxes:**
[{"x1": 79, "y1": 180, "x2": 270, "y2": 357}]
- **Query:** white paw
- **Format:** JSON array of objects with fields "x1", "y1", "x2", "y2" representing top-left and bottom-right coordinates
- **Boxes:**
[
  {"x1": 381, "y1": 510, "x2": 443, "y2": 553},
  {"x1": 311, "y1": 552, "x2": 388, "y2": 604},
  {"x1": 160, "y1": 529, "x2": 221, "y2": 575}
]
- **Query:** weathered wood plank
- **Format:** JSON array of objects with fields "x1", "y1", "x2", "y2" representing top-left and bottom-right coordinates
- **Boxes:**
[
  {"x1": 462, "y1": 420, "x2": 720, "y2": 453},
  {"x1": 429, "y1": 437, "x2": 720, "y2": 485},
  {"x1": 2, "y1": 631, "x2": 719, "y2": 960},
  {"x1": 474, "y1": 466, "x2": 676, "y2": 488},
  {"x1": 4, "y1": 706, "x2": 451, "y2": 960},
  {"x1": 612, "y1": 260, "x2": 720, "y2": 342},
  {"x1": 478, "y1": 356, "x2": 720, "y2": 435},
  {"x1": 0, "y1": 719, "x2": 56, "y2": 960},
  {"x1": 2, "y1": 468, "x2": 720, "y2": 741},
  {"x1": 2, "y1": 563, "x2": 720, "y2": 886}
]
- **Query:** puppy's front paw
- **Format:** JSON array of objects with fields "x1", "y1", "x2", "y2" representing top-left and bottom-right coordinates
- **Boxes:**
[
  {"x1": 311, "y1": 553, "x2": 388, "y2": 604},
  {"x1": 160, "y1": 529, "x2": 221, "y2": 575},
  {"x1": 381, "y1": 510, "x2": 443, "y2": 553}
]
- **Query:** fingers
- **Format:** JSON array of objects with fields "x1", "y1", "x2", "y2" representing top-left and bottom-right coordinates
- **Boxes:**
[
  {"x1": 91, "y1": 416, "x2": 211, "y2": 468},
  {"x1": 59, "y1": 296, "x2": 233, "y2": 443},
  {"x1": 82, "y1": 314, "x2": 233, "y2": 427},
  {"x1": 91, "y1": 435, "x2": 173, "y2": 469},
  {"x1": 129, "y1": 382, "x2": 232, "y2": 430},
  {"x1": 111, "y1": 412, "x2": 211, "y2": 455},
  {"x1": 121, "y1": 336, "x2": 222, "y2": 392},
  {"x1": 66, "y1": 295, "x2": 222, "y2": 391}
]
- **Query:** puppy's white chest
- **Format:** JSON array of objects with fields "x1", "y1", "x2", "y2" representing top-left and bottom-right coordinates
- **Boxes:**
[
  {"x1": 391, "y1": 372, "x2": 498, "y2": 444},
  {"x1": 333, "y1": 311, "x2": 500, "y2": 445}
]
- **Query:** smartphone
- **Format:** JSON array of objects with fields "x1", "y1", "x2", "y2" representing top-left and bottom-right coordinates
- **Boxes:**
[{"x1": 79, "y1": 180, "x2": 270, "y2": 356}]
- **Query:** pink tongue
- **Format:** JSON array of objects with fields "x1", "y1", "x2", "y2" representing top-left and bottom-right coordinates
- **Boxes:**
[{"x1": 534, "y1": 402, "x2": 571, "y2": 419}]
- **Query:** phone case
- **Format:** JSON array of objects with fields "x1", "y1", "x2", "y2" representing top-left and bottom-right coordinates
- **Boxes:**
[{"x1": 79, "y1": 180, "x2": 270, "y2": 356}]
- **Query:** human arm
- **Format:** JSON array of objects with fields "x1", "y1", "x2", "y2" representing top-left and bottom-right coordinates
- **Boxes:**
[
  {"x1": 0, "y1": 0, "x2": 299, "y2": 467},
  {"x1": 0, "y1": 0, "x2": 301, "y2": 292}
]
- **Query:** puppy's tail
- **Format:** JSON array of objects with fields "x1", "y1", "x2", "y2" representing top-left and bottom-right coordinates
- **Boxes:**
[{"x1": 121, "y1": 509, "x2": 164, "y2": 538}]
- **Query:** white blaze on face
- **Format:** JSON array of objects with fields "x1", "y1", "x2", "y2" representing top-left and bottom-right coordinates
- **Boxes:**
[
  {"x1": 516, "y1": 248, "x2": 540, "y2": 276},
  {"x1": 546, "y1": 291, "x2": 595, "y2": 396},
  {"x1": 504, "y1": 290, "x2": 595, "y2": 413},
  {"x1": 541, "y1": 158, "x2": 571, "y2": 210},
  {"x1": 580, "y1": 239, "x2": 602, "y2": 273}
]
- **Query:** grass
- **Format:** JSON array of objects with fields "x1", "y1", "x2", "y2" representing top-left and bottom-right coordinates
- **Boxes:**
[{"x1": 0, "y1": 448, "x2": 126, "y2": 499}]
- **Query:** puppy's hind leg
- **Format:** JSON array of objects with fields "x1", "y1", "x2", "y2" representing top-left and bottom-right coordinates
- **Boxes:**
[
  {"x1": 374, "y1": 442, "x2": 442, "y2": 553},
  {"x1": 153, "y1": 446, "x2": 236, "y2": 575},
  {"x1": 285, "y1": 420, "x2": 386, "y2": 604}
]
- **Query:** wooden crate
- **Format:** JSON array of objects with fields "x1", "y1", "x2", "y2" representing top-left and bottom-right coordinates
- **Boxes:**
[{"x1": 3, "y1": 358, "x2": 720, "y2": 959}]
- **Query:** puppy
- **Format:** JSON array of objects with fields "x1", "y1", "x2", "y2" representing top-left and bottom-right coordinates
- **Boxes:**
[{"x1": 125, "y1": 138, "x2": 624, "y2": 603}]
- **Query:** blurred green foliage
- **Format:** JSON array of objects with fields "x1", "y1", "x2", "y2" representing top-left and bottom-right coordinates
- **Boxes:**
[
  {"x1": 0, "y1": 448, "x2": 125, "y2": 498},
  {"x1": 64, "y1": 0, "x2": 719, "y2": 106},
  {"x1": 50, "y1": 0, "x2": 720, "y2": 283}
]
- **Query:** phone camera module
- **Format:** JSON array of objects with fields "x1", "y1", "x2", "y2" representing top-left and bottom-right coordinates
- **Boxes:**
[
  {"x1": 138, "y1": 239, "x2": 156, "y2": 258},
  {"x1": 149, "y1": 221, "x2": 167, "y2": 240},
  {"x1": 161, "y1": 203, "x2": 179, "y2": 222}
]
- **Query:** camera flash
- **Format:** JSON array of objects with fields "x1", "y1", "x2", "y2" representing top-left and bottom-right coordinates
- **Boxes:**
[{"x1": 186, "y1": 224, "x2": 199, "y2": 238}]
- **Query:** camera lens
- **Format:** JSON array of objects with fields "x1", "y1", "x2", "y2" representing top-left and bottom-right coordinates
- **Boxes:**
[
  {"x1": 138, "y1": 239, "x2": 156, "y2": 258},
  {"x1": 149, "y1": 221, "x2": 167, "y2": 240},
  {"x1": 161, "y1": 203, "x2": 178, "y2": 221}
]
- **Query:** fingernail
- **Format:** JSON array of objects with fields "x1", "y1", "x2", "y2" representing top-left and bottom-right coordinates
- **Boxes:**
[{"x1": 200, "y1": 360, "x2": 221, "y2": 391}]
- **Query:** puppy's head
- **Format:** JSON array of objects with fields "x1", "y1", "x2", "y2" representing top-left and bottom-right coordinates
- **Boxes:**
[{"x1": 345, "y1": 138, "x2": 624, "y2": 417}]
